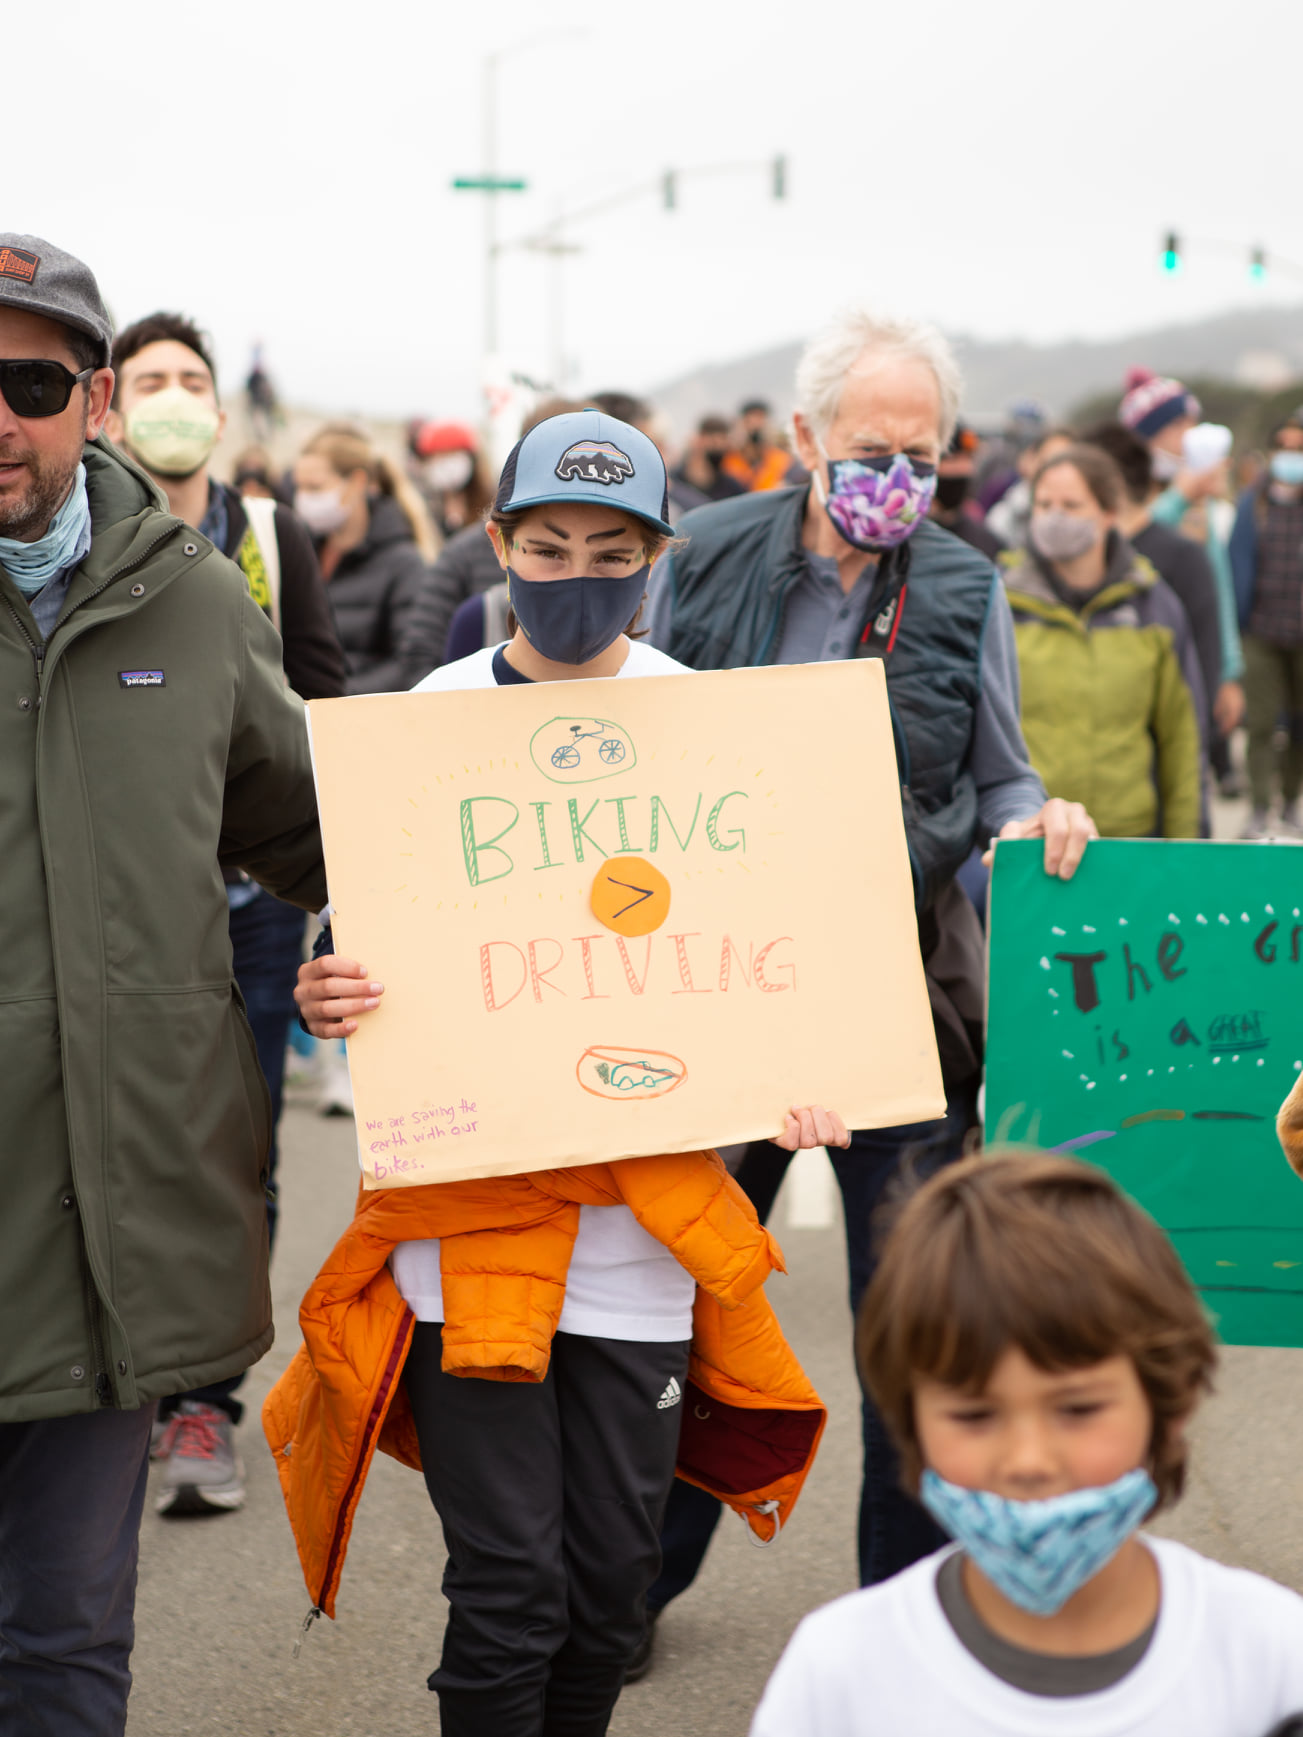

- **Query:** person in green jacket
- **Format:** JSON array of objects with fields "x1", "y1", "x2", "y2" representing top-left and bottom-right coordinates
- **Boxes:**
[
  {"x1": 0, "y1": 236, "x2": 326, "y2": 1734},
  {"x1": 1003, "y1": 443, "x2": 1204, "y2": 840}
]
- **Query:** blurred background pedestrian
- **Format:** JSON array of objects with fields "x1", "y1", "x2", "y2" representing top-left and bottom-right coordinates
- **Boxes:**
[
  {"x1": 1231, "y1": 415, "x2": 1303, "y2": 838},
  {"x1": 293, "y1": 422, "x2": 436, "y2": 694},
  {"x1": 1003, "y1": 443, "x2": 1203, "y2": 840}
]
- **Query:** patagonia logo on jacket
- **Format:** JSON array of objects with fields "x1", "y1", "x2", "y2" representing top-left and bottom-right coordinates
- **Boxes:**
[{"x1": 118, "y1": 669, "x2": 165, "y2": 688}]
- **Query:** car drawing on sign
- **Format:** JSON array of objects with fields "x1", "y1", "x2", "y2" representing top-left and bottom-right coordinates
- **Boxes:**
[{"x1": 576, "y1": 1046, "x2": 688, "y2": 1102}]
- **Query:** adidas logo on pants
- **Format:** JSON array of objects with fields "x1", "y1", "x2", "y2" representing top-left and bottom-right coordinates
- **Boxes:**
[{"x1": 657, "y1": 1377, "x2": 682, "y2": 1411}]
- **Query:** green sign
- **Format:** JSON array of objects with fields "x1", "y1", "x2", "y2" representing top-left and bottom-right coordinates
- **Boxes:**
[
  {"x1": 451, "y1": 176, "x2": 528, "y2": 191},
  {"x1": 986, "y1": 839, "x2": 1303, "y2": 1347}
]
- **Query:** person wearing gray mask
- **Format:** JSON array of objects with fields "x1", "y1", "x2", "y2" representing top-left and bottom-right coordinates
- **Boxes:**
[{"x1": 1003, "y1": 443, "x2": 1205, "y2": 842}]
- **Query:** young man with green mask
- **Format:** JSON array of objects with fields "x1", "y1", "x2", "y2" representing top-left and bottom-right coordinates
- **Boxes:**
[
  {"x1": 0, "y1": 235, "x2": 327, "y2": 1732},
  {"x1": 104, "y1": 312, "x2": 346, "y2": 1518}
]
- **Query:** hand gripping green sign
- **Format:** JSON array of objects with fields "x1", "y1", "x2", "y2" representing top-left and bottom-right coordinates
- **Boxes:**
[{"x1": 986, "y1": 839, "x2": 1303, "y2": 1347}]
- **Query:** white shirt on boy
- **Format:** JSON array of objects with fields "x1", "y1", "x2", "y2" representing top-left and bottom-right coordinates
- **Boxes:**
[
  {"x1": 751, "y1": 1537, "x2": 1303, "y2": 1737},
  {"x1": 392, "y1": 636, "x2": 700, "y2": 1342}
]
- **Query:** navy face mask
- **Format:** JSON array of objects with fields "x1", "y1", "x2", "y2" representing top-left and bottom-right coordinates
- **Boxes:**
[{"x1": 507, "y1": 564, "x2": 649, "y2": 666}]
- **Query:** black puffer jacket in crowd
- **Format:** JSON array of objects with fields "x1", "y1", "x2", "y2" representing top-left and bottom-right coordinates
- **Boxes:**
[
  {"x1": 399, "y1": 520, "x2": 501, "y2": 687},
  {"x1": 322, "y1": 494, "x2": 430, "y2": 694}
]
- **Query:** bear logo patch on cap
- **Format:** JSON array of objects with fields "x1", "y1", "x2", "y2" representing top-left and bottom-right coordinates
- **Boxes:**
[
  {"x1": 555, "y1": 440, "x2": 634, "y2": 487},
  {"x1": 0, "y1": 246, "x2": 38, "y2": 284}
]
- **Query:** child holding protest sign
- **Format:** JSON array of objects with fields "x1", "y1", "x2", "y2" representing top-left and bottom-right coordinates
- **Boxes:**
[
  {"x1": 271, "y1": 410, "x2": 846, "y2": 1737},
  {"x1": 752, "y1": 1152, "x2": 1303, "y2": 1736}
]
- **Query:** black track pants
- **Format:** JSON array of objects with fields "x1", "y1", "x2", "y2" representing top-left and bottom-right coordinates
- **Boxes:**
[{"x1": 404, "y1": 1323, "x2": 690, "y2": 1737}]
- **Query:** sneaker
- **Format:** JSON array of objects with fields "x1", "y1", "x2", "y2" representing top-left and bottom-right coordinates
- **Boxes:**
[
  {"x1": 151, "y1": 1410, "x2": 181, "y2": 1461},
  {"x1": 318, "y1": 1048, "x2": 354, "y2": 1118},
  {"x1": 624, "y1": 1607, "x2": 661, "y2": 1685},
  {"x1": 155, "y1": 1402, "x2": 245, "y2": 1515},
  {"x1": 1277, "y1": 805, "x2": 1303, "y2": 838},
  {"x1": 1242, "y1": 810, "x2": 1271, "y2": 841}
]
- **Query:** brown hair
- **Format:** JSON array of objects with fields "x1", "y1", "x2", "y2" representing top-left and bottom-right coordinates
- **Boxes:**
[
  {"x1": 856, "y1": 1152, "x2": 1216, "y2": 1511},
  {"x1": 1032, "y1": 443, "x2": 1126, "y2": 515},
  {"x1": 302, "y1": 423, "x2": 440, "y2": 562},
  {"x1": 111, "y1": 311, "x2": 216, "y2": 408}
]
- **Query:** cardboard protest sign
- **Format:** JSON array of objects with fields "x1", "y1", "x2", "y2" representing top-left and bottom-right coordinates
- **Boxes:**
[
  {"x1": 307, "y1": 661, "x2": 943, "y2": 1188},
  {"x1": 986, "y1": 839, "x2": 1303, "y2": 1346}
]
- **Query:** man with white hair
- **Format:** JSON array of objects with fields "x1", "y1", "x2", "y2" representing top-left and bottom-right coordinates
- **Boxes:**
[{"x1": 636, "y1": 308, "x2": 1094, "y2": 1656}]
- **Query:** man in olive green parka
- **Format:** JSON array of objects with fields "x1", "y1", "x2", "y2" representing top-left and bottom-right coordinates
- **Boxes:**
[{"x1": 0, "y1": 236, "x2": 326, "y2": 1735}]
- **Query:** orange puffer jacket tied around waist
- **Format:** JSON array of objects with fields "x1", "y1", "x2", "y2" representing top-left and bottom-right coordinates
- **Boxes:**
[{"x1": 264, "y1": 1148, "x2": 826, "y2": 1620}]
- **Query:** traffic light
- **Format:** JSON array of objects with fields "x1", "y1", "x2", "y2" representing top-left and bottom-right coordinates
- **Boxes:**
[
  {"x1": 772, "y1": 154, "x2": 787, "y2": 200},
  {"x1": 662, "y1": 170, "x2": 677, "y2": 212},
  {"x1": 1161, "y1": 231, "x2": 1181, "y2": 273},
  {"x1": 1250, "y1": 245, "x2": 1267, "y2": 282}
]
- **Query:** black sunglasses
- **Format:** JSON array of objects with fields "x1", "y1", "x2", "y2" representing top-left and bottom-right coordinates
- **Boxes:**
[{"x1": 0, "y1": 359, "x2": 95, "y2": 419}]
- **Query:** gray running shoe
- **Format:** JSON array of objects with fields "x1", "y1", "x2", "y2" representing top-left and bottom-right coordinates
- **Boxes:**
[
  {"x1": 1242, "y1": 810, "x2": 1271, "y2": 841},
  {"x1": 155, "y1": 1402, "x2": 245, "y2": 1515}
]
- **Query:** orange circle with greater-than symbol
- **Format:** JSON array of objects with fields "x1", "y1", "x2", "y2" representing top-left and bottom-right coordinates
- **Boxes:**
[{"x1": 589, "y1": 855, "x2": 672, "y2": 938}]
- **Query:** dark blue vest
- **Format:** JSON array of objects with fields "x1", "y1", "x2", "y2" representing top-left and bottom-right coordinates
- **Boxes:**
[{"x1": 664, "y1": 489, "x2": 994, "y2": 909}]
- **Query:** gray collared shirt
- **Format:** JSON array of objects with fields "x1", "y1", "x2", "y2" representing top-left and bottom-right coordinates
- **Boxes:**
[{"x1": 28, "y1": 569, "x2": 75, "y2": 641}]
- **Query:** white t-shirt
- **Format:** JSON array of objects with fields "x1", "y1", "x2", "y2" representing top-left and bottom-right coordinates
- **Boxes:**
[
  {"x1": 750, "y1": 1538, "x2": 1303, "y2": 1737},
  {"x1": 392, "y1": 636, "x2": 700, "y2": 1342}
]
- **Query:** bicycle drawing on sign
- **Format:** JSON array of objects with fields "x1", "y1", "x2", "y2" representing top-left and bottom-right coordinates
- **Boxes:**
[{"x1": 529, "y1": 715, "x2": 638, "y2": 784}]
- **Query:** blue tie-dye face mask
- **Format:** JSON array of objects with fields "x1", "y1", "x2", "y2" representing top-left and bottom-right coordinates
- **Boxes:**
[{"x1": 920, "y1": 1466, "x2": 1157, "y2": 1616}]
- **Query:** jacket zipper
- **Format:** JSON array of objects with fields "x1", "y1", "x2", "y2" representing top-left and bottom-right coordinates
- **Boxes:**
[
  {"x1": 314, "y1": 1305, "x2": 414, "y2": 1611},
  {"x1": 76, "y1": 1229, "x2": 112, "y2": 1404},
  {"x1": 3, "y1": 592, "x2": 44, "y2": 691}
]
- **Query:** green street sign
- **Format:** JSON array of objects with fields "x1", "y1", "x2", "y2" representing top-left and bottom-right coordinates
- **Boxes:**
[{"x1": 452, "y1": 176, "x2": 528, "y2": 191}]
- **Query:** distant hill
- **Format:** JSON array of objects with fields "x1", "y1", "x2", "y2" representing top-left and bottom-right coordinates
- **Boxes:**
[{"x1": 651, "y1": 303, "x2": 1303, "y2": 433}]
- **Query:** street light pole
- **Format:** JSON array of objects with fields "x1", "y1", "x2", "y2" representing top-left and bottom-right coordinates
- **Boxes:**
[{"x1": 482, "y1": 53, "x2": 499, "y2": 358}]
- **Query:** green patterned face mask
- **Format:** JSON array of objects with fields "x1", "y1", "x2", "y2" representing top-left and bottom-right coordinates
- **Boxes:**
[{"x1": 125, "y1": 387, "x2": 219, "y2": 479}]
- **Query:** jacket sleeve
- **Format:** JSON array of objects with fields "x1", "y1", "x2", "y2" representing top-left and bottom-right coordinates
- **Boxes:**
[
  {"x1": 1150, "y1": 486, "x2": 1189, "y2": 530},
  {"x1": 643, "y1": 554, "x2": 676, "y2": 653},
  {"x1": 219, "y1": 586, "x2": 327, "y2": 909},
  {"x1": 1206, "y1": 524, "x2": 1244, "y2": 682},
  {"x1": 273, "y1": 504, "x2": 347, "y2": 701},
  {"x1": 1169, "y1": 537, "x2": 1223, "y2": 723},
  {"x1": 1151, "y1": 635, "x2": 1203, "y2": 839},
  {"x1": 399, "y1": 533, "x2": 483, "y2": 688},
  {"x1": 346, "y1": 544, "x2": 429, "y2": 695},
  {"x1": 1229, "y1": 490, "x2": 1258, "y2": 627}
]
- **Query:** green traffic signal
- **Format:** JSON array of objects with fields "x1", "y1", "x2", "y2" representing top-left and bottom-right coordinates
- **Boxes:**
[{"x1": 1161, "y1": 231, "x2": 1181, "y2": 274}]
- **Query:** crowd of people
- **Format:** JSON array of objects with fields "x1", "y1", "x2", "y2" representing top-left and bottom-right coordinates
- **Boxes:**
[{"x1": 6, "y1": 226, "x2": 1303, "y2": 1737}]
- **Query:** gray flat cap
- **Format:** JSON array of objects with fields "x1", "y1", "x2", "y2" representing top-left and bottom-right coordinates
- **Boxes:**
[{"x1": 0, "y1": 235, "x2": 112, "y2": 368}]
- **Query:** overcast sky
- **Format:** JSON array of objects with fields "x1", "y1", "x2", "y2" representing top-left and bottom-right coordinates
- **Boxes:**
[{"x1": 15, "y1": 0, "x2": 1301, "y2": 421}]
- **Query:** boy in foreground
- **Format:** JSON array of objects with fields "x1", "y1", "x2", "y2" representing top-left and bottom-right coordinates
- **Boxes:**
[{"x1": 752, "y1": 1153, "x2": 1303, "y2": 1735}]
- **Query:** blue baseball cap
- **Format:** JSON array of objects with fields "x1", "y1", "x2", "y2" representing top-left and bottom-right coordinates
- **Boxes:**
[{"x1": 494, "y1": 409, "x2": 673, "y2": 537}]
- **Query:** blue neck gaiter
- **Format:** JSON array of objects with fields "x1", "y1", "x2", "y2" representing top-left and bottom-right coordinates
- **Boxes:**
[
  {"x1": 920, "y1": 1466, "x2": 1157, "y2": 1616},
  {"x1": 0, "y1": 464, "x2": 93, "y2": 596}
]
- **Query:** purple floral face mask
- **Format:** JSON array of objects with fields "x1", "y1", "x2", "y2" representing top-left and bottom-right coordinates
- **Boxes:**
[{"x1": 815, "y1": 446, "x2": 937, "y2": 550}]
